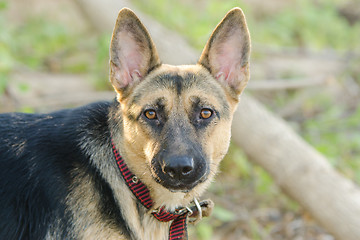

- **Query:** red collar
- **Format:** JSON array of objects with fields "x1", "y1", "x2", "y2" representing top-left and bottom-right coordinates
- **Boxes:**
[{"x1": 112, "y1": 141, "x2": 191, "y2": 240}]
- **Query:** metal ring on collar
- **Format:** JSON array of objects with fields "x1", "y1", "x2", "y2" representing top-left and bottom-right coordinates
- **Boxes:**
[{"x1": 189, "y1": 197, "x2": 202, "y2": 225}]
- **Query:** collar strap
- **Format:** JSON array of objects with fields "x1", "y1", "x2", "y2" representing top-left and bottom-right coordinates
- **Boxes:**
[{"x1": 112, "y1": 141, "x2": 196, "y2": 240}]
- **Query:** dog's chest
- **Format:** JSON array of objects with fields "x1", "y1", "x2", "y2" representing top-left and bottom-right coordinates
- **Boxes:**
[{"x1": 140, "y1": 214, "x2": 170, "y2": 240}]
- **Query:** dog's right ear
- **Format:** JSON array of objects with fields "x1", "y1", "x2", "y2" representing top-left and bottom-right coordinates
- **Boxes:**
[{"x1": 110, "y1": 8, "x2": 161, "y2": 97}]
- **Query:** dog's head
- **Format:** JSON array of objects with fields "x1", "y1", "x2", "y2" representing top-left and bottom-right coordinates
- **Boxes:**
[{"x1": 109, "y1": 8, "x2": 250, "y2": 207}]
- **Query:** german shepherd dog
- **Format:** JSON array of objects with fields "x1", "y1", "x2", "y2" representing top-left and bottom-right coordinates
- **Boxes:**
[{"x1": 0, "y1": 7, "x2": 250, "y2": 240}]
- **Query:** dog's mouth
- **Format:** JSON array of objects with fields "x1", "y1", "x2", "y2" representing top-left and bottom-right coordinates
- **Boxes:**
[
  {"x1": 153, "y1": 174, "x2": 208, "y2": 193},
  {"x1": 150, "y1": 155, "x2": 209, "y2": 192}
]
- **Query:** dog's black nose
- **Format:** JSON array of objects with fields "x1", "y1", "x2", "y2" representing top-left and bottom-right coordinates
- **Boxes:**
[{"x1": 163, "y1": 156, "x2": 194, "y2": 180}]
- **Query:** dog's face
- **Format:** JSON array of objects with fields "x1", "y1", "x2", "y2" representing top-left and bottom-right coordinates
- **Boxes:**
[{"x1": 109, "y1": 8, "x2": 250, "y2": 206}]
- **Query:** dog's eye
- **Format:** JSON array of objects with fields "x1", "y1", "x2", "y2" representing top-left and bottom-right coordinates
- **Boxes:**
[
  {"x1": 200, "y1": 108, "x2": 213, "y2": 119},
  {"x1": 144, "y1": 109, "x2": 157, "y2": 120}
]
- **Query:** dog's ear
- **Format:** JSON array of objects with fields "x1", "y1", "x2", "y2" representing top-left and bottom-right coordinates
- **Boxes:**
[
  {"x1": 198, "y1": 8, "x2": 251, "y2": 97},
  {"x1": 110, "y1": 8, "x2": 161, "y2": 96}
]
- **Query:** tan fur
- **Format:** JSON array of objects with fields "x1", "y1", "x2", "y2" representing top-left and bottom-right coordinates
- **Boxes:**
[
  {"x1": 116, "y1": 64, "x2": 237, "y2": 209},
  {"x1": 66, "y1": 166, "x2": 124, "y2": 240},
  {"x1": 61, "y1": 7, "x2": 251, "y2": 240},
  {"x1": 74, "y1": 136, "x2": 172, "y2": 240}
]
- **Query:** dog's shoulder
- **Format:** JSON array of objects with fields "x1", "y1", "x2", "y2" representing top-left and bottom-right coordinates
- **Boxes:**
[
  {"x1": 0, "y1": 100, "x2": 115, "y2": 171},
  {"x1": 0, "y1": 100, "x2": 117, "y2": 239}
]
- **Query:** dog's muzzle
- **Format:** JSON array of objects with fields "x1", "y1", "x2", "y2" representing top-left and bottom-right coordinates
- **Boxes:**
[{"x1": 152, "y1": 153, "x2": 208, "y2": 191}]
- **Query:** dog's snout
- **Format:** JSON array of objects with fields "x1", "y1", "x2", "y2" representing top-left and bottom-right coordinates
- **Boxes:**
[
  {"x1": 163, "y1": 156, "x2": 194, "y2": 180},
  {"x1": 152, "y1": 146, "x2": 208, "y2": 191}
]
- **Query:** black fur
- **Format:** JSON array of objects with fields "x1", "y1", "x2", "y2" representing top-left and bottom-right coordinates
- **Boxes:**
[{"x1": 0, "y1": 101, "x2": 130, "y2": 239}]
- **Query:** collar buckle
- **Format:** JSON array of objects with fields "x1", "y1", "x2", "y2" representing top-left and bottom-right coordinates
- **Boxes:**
[{"x1": 189, "y1": 198, "x2": 202, "y2": 225}]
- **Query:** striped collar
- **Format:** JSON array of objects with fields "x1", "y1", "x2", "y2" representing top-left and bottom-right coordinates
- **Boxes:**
[{"x1": 111, "y1": 141, "x2": 200, "y2": 240}]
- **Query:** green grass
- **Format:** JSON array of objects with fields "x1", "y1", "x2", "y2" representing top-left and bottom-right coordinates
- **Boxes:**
[
  {"x1": 133, "y1": 0, "x2": 360, "y2": 51},
  {"x1": 0, "y1": 14, "x2": 77, "y2": 93},
  {"x1": 254, "y1": 0, "x2": 360, "y2": 50},
  {"x1": 133, "y1": 0, "x2": 244, "y2": 50},
  {"x1": 0, "y1": 2, "x2": 111, "y2": 93},
  {"x1": 302, "y1": 102, "x2": 360, "y2": 182}
]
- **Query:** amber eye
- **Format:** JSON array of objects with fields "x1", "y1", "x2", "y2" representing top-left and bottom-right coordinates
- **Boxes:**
[
  {"x1": 144, "y1": 109, "x2": 157, "y2": 120},
  {"x1": 200, "y1": 109, "x2": 213, "y2": 119}
]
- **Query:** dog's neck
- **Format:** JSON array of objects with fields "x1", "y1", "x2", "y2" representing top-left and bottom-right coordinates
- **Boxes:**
[{"x1": 111, "y1": 140, "x2": 191, "y2": 239}]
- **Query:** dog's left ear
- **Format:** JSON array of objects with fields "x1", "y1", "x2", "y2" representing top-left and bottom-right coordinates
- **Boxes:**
[
  {"x1": 110, "y1": 8, "x2": 161, "y2": 97},
  {"x1": 198, "y1": 8, "x2": 251, "y2": 97}
]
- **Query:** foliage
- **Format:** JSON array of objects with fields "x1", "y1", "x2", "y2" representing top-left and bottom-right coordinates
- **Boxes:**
[
  {"x1": 0, "y1": 2, "x2": 110, "y2": 94},
  {"x1": 133, "y1": 0, "x2": 360, "y2": 51},
  {"x1": 133, "y1": 0, "x2": 243, "y2": 50},
  {"x1": 303, "y1": 101, "x2": 360, "y2": 182},
  {"x1": 254, "y1": 0, "x2": 360, "y2": 50}
]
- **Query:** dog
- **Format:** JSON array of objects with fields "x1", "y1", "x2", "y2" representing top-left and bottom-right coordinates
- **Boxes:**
[{"x1": 0, "y1": 7, "x2": 250, "y2": 240}]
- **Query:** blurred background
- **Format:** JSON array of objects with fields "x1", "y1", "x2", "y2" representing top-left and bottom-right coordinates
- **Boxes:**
[{"x1": 1, "y1": 0, "x2": 359, "y2": 239}]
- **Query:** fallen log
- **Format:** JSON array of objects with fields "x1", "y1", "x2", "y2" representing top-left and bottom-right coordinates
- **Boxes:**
[{"x1": 232, "y1": 95, "x2": 360, "y2": 240}]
